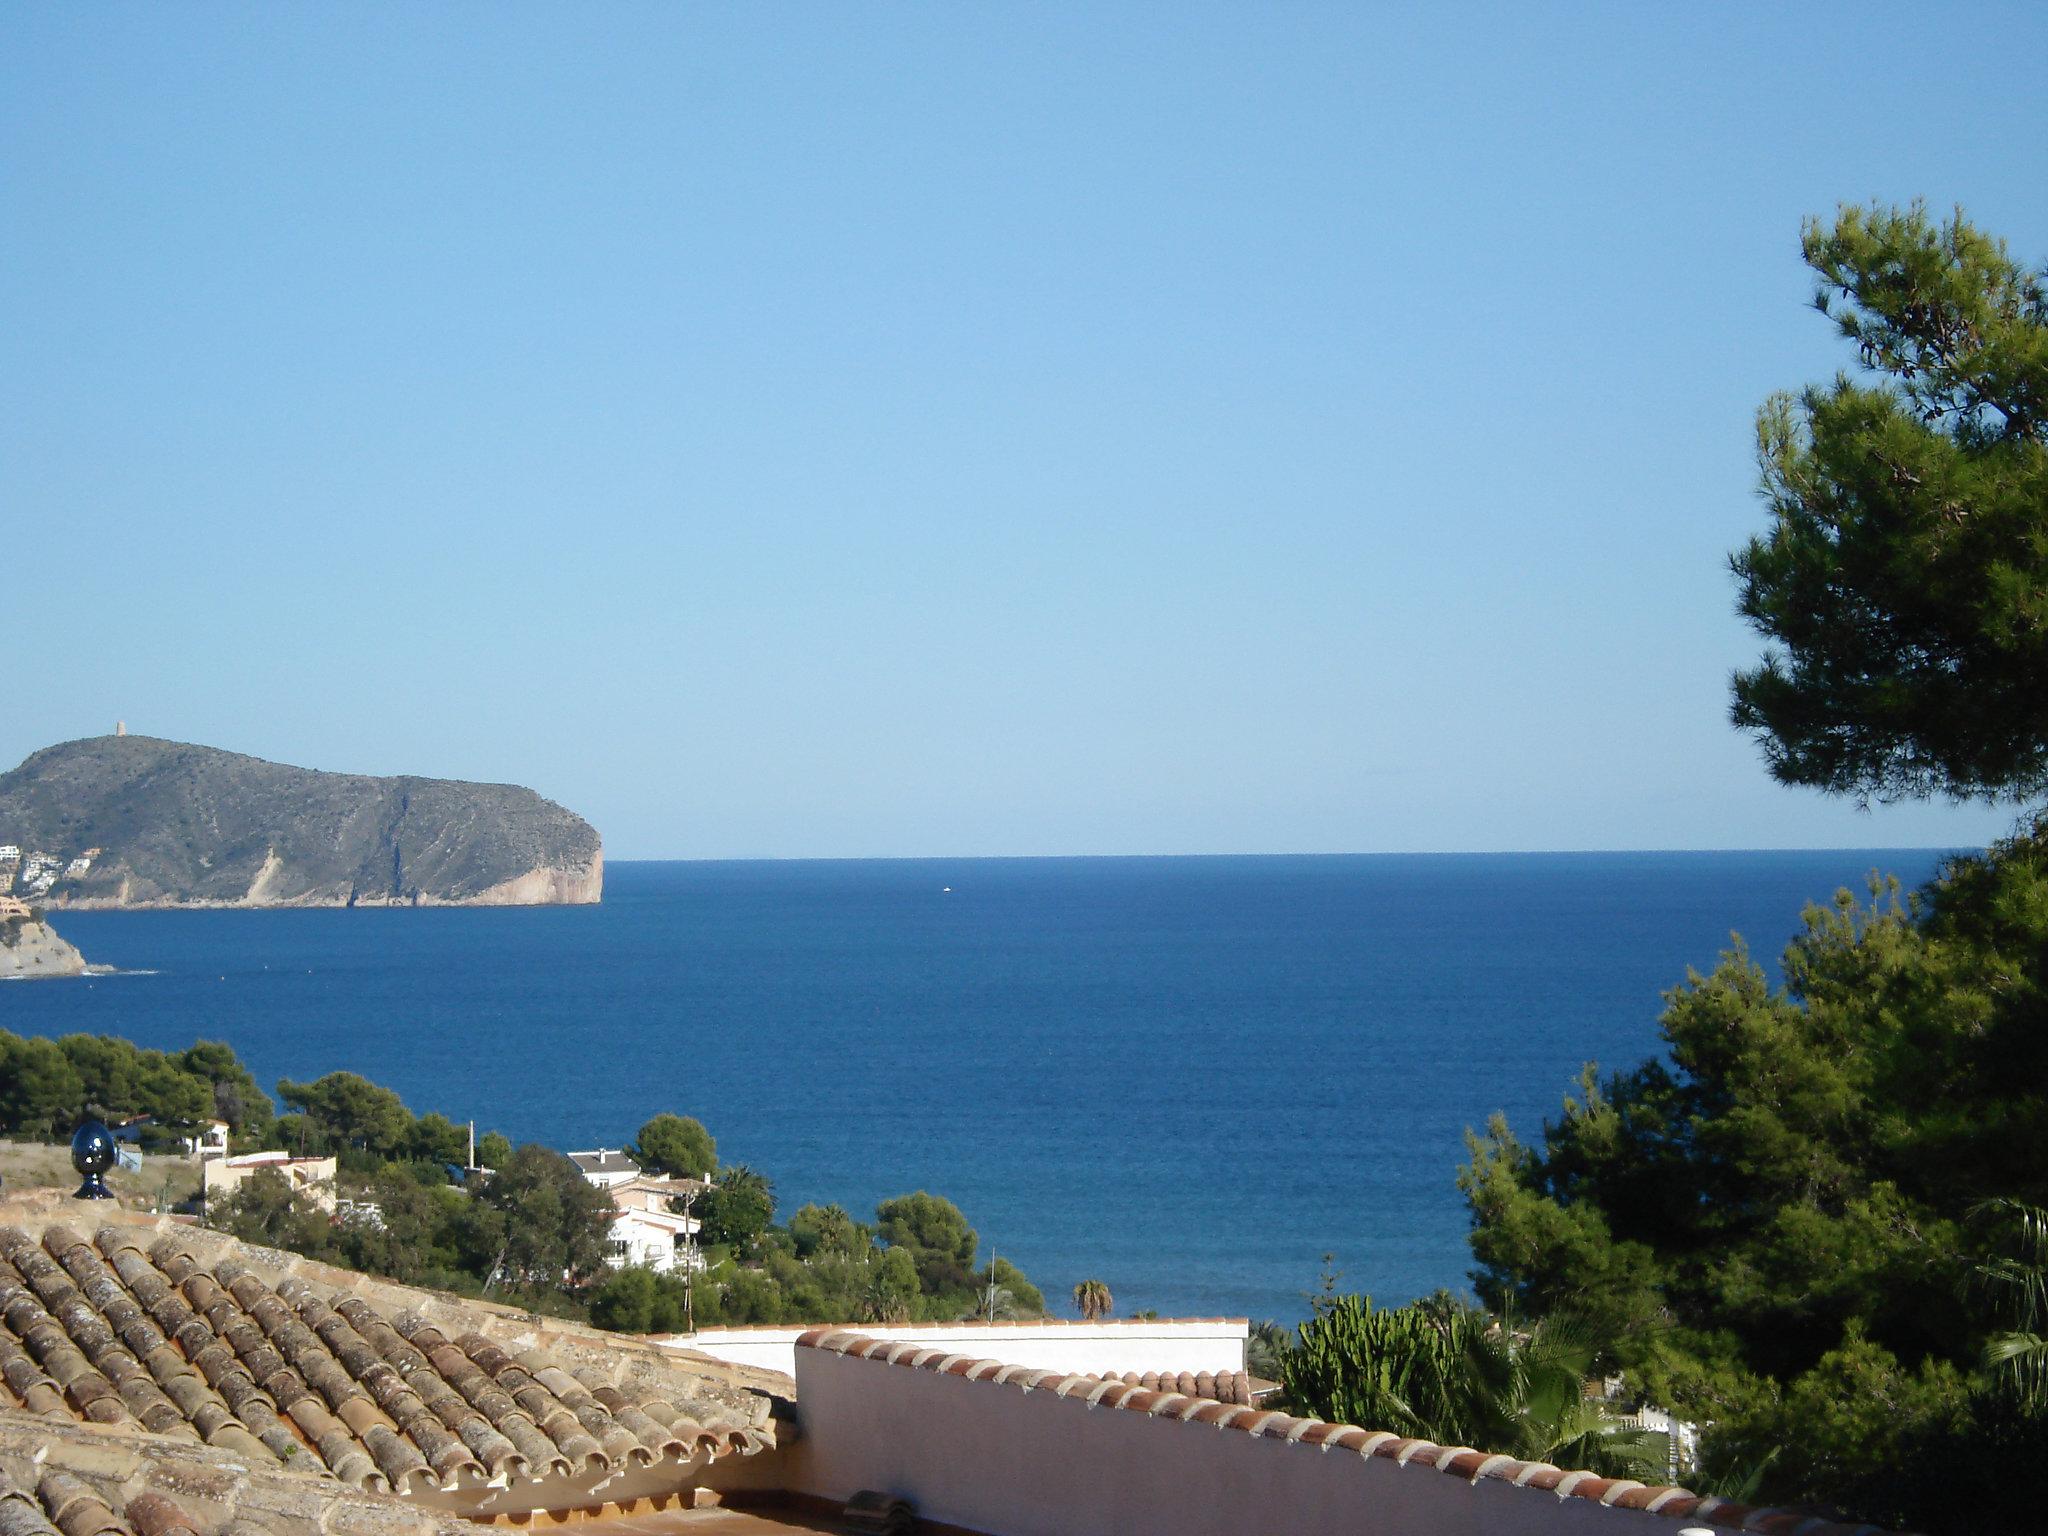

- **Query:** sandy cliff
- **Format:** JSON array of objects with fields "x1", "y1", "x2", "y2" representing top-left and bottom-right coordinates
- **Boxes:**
[{"x1": 0, "y1": 913, "x2": 87, "y2": 979}]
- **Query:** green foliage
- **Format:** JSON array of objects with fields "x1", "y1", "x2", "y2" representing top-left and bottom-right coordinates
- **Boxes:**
[
  {"x1": 789, "y1": 1202, "x2": 869, "y2": 1260},
  {"x1": 1731, "y1": 202, "x2": 2048, "y2": 802},
  {"x1": 0, "y1": 1036, "x2": 86, "y2": 1139},
  {"x1": 1973, "y1": 1199, "x2": 2048, "y2": 1411},
  {"x1": 469, "y1": 1144, "x2": 615, "y2": 1290},
  {"x1": 408, "y1": 1112, "x2": 470, "y2": 1167},
  {"x1": 10, "y1": 1031, "x2": 1041, "y2": 1337},
  {"x1": 630, "y1": 1113, "x2": 717, "y2": 1179},
  {"x1": 588, "y1": 1265, "x2": 693, "y2": 1333},
  {"x1": 178, "y1": 1040, "x2": 273, "y2": 1139},
  {"x1": 209, "y1": 1168, "x2": 337, "y2": 1255},
  {"x1": 984, "y1": 1257, "x2": 1045, "y2": 1319},
  {"x1": 1280, "y1": 1295, "x2": 1667, "y2": 1479},
  {"x1": 1073, "y1": 1278, "x2": 1114, "y2": 1320},
  {"x1": 697, "y1": 1165, "x2": 776, "y2": 1258},
  {"x1": 0, "y1": 1029, "x2": 264, "y2": 1142},
  {"x1": 877, "y1": 1190, "x2": 978, "y2": 1296},
  {"x1": 276, "y1": 1071, "x2": 414, "y2": 1156},
  {"x1": 1461, "y1": 822, "x2": 2048, "y2": 1526}
]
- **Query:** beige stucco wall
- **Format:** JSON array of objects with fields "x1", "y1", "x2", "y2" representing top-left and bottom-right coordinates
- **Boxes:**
[{"x1": 791, "y1": 1347, "x2": 1725, "y2": 1536}]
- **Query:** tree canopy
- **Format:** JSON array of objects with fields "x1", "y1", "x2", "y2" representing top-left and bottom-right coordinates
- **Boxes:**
[
  {"x1": 630, "y1": 1112, "x2": 717, "y2": 1179},
  {"x1": 1460, "y1": 818, "x2": 2048, "y2": 1528},
  {"x1": 276, "y1": 1071, "x2": 414, "y2": 1157},
  {"x1": 1731, "y1": 203, "x2": 2048, "y2": 803},
  {"x1": 696, "y1": 1165, "x2": 776, "y2": 1257}
]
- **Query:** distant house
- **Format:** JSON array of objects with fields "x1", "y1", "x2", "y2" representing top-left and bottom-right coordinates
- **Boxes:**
[
  {"x1": 567, "y1": 1147, "x2": 644, "y2": 1188},
  {"x1": 201, "y1": 1151, "x2": 337, "y2": 1213},
  {"x1": 182, "y1": 1119, "x2": 232, "y2": 1159},
  {"x1": 110, "y1": 1116, "x2": 230, "y2": 1160},
  {"x1": 602, "y1": 1174, "x2": 710, "y2": 1274}
]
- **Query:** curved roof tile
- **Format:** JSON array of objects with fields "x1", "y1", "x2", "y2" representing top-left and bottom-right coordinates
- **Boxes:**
[
  {"x1": 0, "y1": 1221, "x2": 770, "y2": 1508},
  {"x1": 792, "y1": 1329, "x2": 1906, "y2": 1536}
]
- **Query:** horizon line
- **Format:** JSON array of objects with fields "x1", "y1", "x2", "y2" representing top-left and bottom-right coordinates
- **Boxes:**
[{"x1": 603, "y1": 843, "x2": 1984, "y2": 864}]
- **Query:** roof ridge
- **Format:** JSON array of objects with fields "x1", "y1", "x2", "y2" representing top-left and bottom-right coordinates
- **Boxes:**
[{"x1": 791, "y1": 1330, "x2": 1905, "y2": 1536}]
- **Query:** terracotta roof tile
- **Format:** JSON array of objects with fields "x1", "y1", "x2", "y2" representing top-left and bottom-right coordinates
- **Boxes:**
[
  {"x1": 0, "y1": 1219, "x2": 776, "y2": 1514},
  {"x1": 792, "y1": 1329, "x2": 1909, "y2": 1536},
  {"x1": 1076, "y1": 1369, "x2": 1260, "y2": 1406}
]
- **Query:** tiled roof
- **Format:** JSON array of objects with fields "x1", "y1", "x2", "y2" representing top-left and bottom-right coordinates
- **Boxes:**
[
  {"x1": 1078, "y1": 1370, "x2": 1259, "y2": 1406},
  {"x1": 795, "y1": 1330, "x2": 1903, "y2": 1536},
  {"x1": 569, "y1": 1151, "x2": 641, "y2": 1176},
  {"x1": 0, "y1": 1412, "x2": 471, "y2": 1536},
  {"x1": 0, "y1": 1214, "x2": 778, "y2": 1516}
]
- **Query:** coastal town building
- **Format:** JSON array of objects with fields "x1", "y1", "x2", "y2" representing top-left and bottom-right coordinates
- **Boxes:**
[
  {"x1": 200, "y1": 1149, "x2": 338, "y2": 1212},
  {"x1": 183, "y1": 1118, "x2": 232, "y2": 1159},
  {"x1": 0, "y1": 1193, "x2": 1899, "y2": 1536},
  {"x1": 605, "y1": 1174, "x2": 709, "y2": 1274},
  {"x1": 570, "y1": 1147, "x2": 646, "y2": 1188}
]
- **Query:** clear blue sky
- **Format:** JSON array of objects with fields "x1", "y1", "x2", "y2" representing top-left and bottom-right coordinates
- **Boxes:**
[{"x1": 5, "y1": 5, "x2": 2042, "y2": 857}]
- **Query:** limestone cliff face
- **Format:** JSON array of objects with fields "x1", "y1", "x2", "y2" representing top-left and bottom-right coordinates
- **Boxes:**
[
  {"x1": 0, "y1": 736, "x2": 603, "y2": 909},
  {"x1": 0, "y1": 914, "x2": 87, "y2": 979}
]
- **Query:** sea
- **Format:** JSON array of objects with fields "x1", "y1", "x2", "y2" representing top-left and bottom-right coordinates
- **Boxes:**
[{"x1": 1, "y1": 850, "x2": 1959, "y2": 1324}]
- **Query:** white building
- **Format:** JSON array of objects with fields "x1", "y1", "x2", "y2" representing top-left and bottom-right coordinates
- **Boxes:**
[
  {"x1": 601, "y1": 1174, "x2": 709, "y2": 1274},
  {"x1": 568, "y1": 1147, "x2": 644, "y2": 1188},
  {"x1": 181, "y1": 1120, "x2": 232, "y2": 1159}
]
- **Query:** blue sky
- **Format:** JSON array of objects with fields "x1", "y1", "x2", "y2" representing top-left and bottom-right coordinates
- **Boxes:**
[{"x1": 4, "y1": 4, "x2": 2043, "y2": 858}]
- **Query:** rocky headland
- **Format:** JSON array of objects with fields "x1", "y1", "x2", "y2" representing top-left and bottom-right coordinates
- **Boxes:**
[
  {"x1": 0, "y1": 735, "x2": 602, "y2": 909},
  {"x1": 0, "y1": 903, "x2": 88, "y2": 979}
]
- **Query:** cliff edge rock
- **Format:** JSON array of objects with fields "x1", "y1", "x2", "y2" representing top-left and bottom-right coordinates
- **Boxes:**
[
  {"x1": 0, "y1": 736, "x2": 603, "y2": 909},
  {"x1": 0, "y1": 907, "x2": 87, "y2": 979}
]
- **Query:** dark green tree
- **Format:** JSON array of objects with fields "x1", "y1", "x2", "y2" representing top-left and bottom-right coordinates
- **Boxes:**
[
  {"x1": 0, "y1": 1035, "x2": 85, "y2": 1138},
  {"x1": 697, "y1": 1165, "x2": 776, "y2": 1258},
  {"x1": 469, "y1": 1144, "x2": 614, "y2": 1291},
  {"x1": 1461, "y1": 820, "x2": 2048, "y2": 1527},
  {"x1": 475, "y1": 1130, "x2": 514, "y2": 1169},
  {"x1": 178, "y1": 1040, "x2": 273, "y2": 1139},
  {"x1": 588, "y1": 1265, "x2": 691, "y2": 1333},
  {"x1": 276, "y1": 1072, "x2": 415, "y2": 1157},
  {"x1": 789, "y1": 1202, "x2": 871, "y2": 1260},
  {"x1": 57, "y1": 1034, "x2": 145, "y2": 1117},
  {"x1": 408, "y1": 1112, "x2": 470, "y2": 1168},
  {"x1": 876, "y1": 1190, "x2": 978, "y2": 1297},
  {"x1": 629, "y1": 1113, "x2": 717, "y2": 1179},
  {"x1": 1731, "y1": 203, "x2": 2048, "y2": 803},
  {"x1": 208, "y1": 1168, "x2": 337, "y2": 1256}
]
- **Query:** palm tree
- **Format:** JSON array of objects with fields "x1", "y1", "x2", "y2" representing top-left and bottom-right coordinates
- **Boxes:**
[
  {"x1": 1073, "y1": 1278, "x2": 1114, "y2": 1321},
  {"x1": 1972, "y1": 1199, "x2": 2048, "y2": 1409},
  {"x1": 1279, "y1": 1296, "x2": 1666, "y2": 1481}
]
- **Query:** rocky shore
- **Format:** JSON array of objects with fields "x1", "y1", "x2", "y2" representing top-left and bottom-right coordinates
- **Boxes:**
[{"x1": 0, "y1": 909, "x2": 88, "y2": 980}]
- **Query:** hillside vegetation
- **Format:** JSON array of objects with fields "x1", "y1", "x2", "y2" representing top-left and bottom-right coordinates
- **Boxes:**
[{"x1": 0, "y1": 735, "x2": 601, "y2": 906}]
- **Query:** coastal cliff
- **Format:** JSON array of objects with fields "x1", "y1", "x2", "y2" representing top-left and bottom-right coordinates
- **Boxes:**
[
  {"x1": 0, "y1": 907, "x2": 87, "y2": 979},
  {"x1": 0, "y1": 735, "x2": 602, "y2": 909}
]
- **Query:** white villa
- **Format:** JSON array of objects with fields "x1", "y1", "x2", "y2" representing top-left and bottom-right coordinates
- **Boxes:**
[
  {"x1": 566, "y1": 1147, "x2": 644, "y2": 1188},
  {"x1": 570, "y1": 1147, "x2": 709, "y2": 1274}
]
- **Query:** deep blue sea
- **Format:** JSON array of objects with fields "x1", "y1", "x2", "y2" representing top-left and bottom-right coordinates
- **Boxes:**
[{"x1": 2, "y1": 851, "x2": 1958, "y2": 1323}]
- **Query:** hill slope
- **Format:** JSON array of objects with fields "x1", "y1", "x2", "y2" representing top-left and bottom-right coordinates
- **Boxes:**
[{"x1": 0, "y1": 736, "x2": 602, "y2": 908}]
